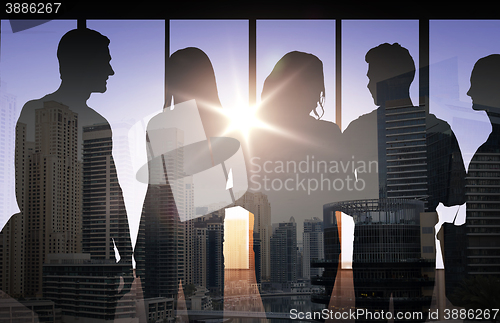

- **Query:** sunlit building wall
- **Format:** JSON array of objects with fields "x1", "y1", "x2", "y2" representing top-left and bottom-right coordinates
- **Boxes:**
[
  {"x1": 234, "y1": 191, "x2": 271, "y2": 281},
  {"x1": 223, "y1": 206, "x2": 257, "y2": 295}
]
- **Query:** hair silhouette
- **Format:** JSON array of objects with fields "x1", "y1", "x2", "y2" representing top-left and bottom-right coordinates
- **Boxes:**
[
  {"x1": 165, "y1": 47, "x2": 227, "y2": 138},
  {"x1": 260, "y1": 51, "x2": 326, "y2": 122}
]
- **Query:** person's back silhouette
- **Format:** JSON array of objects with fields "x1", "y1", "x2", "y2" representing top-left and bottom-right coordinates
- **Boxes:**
[
  {"x1": 135, "y1": 47, "x2": 235, "y2": 304},
  {"x1": 247, "y1": 51, "x2": 343, "y2": 287},
  {"x1": 339, "y1": 43, "x2": 465, "y2": 322}
]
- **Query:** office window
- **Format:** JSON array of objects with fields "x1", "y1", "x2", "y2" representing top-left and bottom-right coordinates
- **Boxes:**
[
  {"x1": 342, "y1": 20, "x2": 419, "y2": 131},
  {"x1": 257, "y1": 20, "x2": 335, "y2": 123}
]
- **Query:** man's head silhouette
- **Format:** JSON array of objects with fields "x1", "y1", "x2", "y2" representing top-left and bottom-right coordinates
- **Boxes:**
[
  {"x1": 365, "y1": 43, "x2": 415, "y2": 106},
  {"x1": 57, "y1": 28, "x2": 114, "y2": 95},
  {"x1": 468, "y1": 54, "x2": 500, "y2": 115}
]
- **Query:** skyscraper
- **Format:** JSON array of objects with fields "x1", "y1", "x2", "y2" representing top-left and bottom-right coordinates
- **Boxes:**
[
  {"x1": 42, "y1": 253, "x2": 137, "y2": 322},
  {"x1": 82, "y1": 123, "x2": 130, "y2": 261},
  {"x1": 24, "y1": 101, "x2": 82, "y2": 297},
  {"x1": 322, "y1": 199, "x2": 435, "y2": 315},
  {"x1": 303, "y1": 217, "x2": 324, "y2": 279},
  {"x1": 191, "y1": 223, "x2": 207, "y2": 287},
  {"x1": 0, "y1": 82, "x2": 17, "y2": 225},
  {"x1": 270, "y1": 217, "x2": 297, "y2": 285},
  {"x1": 0, "y1": 121, "x2": 27, "y2": 297},
  {"x1": 183, "y1": 178, "x2": 195, "y2": 286},
  {"x1": 187, "y1": 210, "x2": 225, "y2": 294},
  {"x1": 234, "y1": 191, "x2": 271, "y2": 281},
  {"x1": 443, "y1": 137, "x2": 500, "y2": 296},
  {"x1": 205, "y1": 212, "x2": 224, "y2": 296},
  {"x1": 382, "y1": 104, "x2": 428, "y2": 203},
  {"x1": 135, "y1": 127, "x2": 185, "y2": 299}
]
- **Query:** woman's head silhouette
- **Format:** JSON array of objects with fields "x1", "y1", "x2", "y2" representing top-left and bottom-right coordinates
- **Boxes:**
[
  {"x1": 165, "y1": 47, "x2": 221, "y2": 108},
  {"x1": 260, "y1": 51, "x2": 325, "y2": 122},
  {"x1": 165, "y1": 47, "x2": 226, "y2": 137}
]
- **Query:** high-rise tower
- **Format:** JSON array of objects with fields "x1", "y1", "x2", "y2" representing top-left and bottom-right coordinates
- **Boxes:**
[
  {"x1": 270, "y1": 216, "x2": 297, "y2": 284},
  {"x1": 24, "y1": 101, "x2": 82, "y2": 296},
  {"x1": 135, "y1": 127, "x2": 185, "y2": 299},
  {"x1": 303, "y1": 217, "x2": 324, "y2": 279},
  {"x1": 82, "y1": 123, "x2": 130, "y2": 261}
]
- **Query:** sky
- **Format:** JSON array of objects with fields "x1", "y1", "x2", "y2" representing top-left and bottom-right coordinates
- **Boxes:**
[{"x1": 1, "y1": 19, "x2": 499, "y2": 267}]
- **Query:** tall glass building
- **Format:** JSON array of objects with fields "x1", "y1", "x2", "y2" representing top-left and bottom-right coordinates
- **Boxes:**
[
  {"x1": 321, "y1": 199, "x2": 435, "y2": 316},
  {"x1": 270, "y1": 217, "x2": 297, "y2": 285},
  {"x1": 443, "y1": 130, "x2": 500, "y2": 298},
  {"x1": 135, "y1": 128, "x2": 185, "y2": 299}
]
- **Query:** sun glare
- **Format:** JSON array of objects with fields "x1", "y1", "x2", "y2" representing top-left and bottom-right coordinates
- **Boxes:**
[{"x1": 222, "y1": 102, "x2": 265, "y2": 142}]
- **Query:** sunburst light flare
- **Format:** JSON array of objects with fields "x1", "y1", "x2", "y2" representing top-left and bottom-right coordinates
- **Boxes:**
[{"x1": 221, "y1": 102, "x2": 269, "y2": 143}]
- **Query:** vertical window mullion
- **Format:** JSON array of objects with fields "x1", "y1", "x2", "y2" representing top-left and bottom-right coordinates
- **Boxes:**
[
  {"x1": 249, "y1": 18, "x2": 257, "y2": 108},
  {"x1": 166, "y1": 19, "x2": 170, "y2": 106},
  {"x1": 419, "y1": 18, "x2": 429, "y2": 110},
  {"x1": 336, "y1": 19, "x2": 342, "y2": 129}
]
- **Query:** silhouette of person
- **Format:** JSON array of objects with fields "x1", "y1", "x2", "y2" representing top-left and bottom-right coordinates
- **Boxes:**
[
  {"x1": 339, "y1": 43, "x2": 465, "y2": 322},
  {"x1": 135, "y1": 47, "x2": 239, "y2": 306},
  {"x1": 440, "y1": 54, "x2": 500, "y2": 305},
  {"x1": 253, "y1": 51, "x2": 341, "y2": 156},
  {"x1": 1, "y1": 27, "x2": 133, "y2": 320},
  {"x1": 164, "y1": 47, "x2": 230, "y2": 139},
  {"x1": 248, "y1": 51, "x2": 342, "y2": 287}
]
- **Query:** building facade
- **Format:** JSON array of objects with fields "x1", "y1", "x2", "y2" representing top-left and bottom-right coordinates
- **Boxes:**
[
  {"x1": 24, "y1": 101, "x2": 82, "y2": 297},
  {"x1": 82, "y1": 123, "x2": 130, "y2": 261},
  {"x1": 135, "y1": 128, "x2": 186, "y2": 299},
  {"x1": 303, "y1": 217, "x2": 324, "y2": 279},
  {"x1": 321, "y1": 199, "x2": 435, "y2": 315},
  {"x1": 270, "y1": 217, "x2": 297, "y2": 285},
  {"x1": 234, "y1": 191, "x2": 271, "y2": 282},
  {"x1": 42, "y1": 253, "x2": 136, "y2": 323}
]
